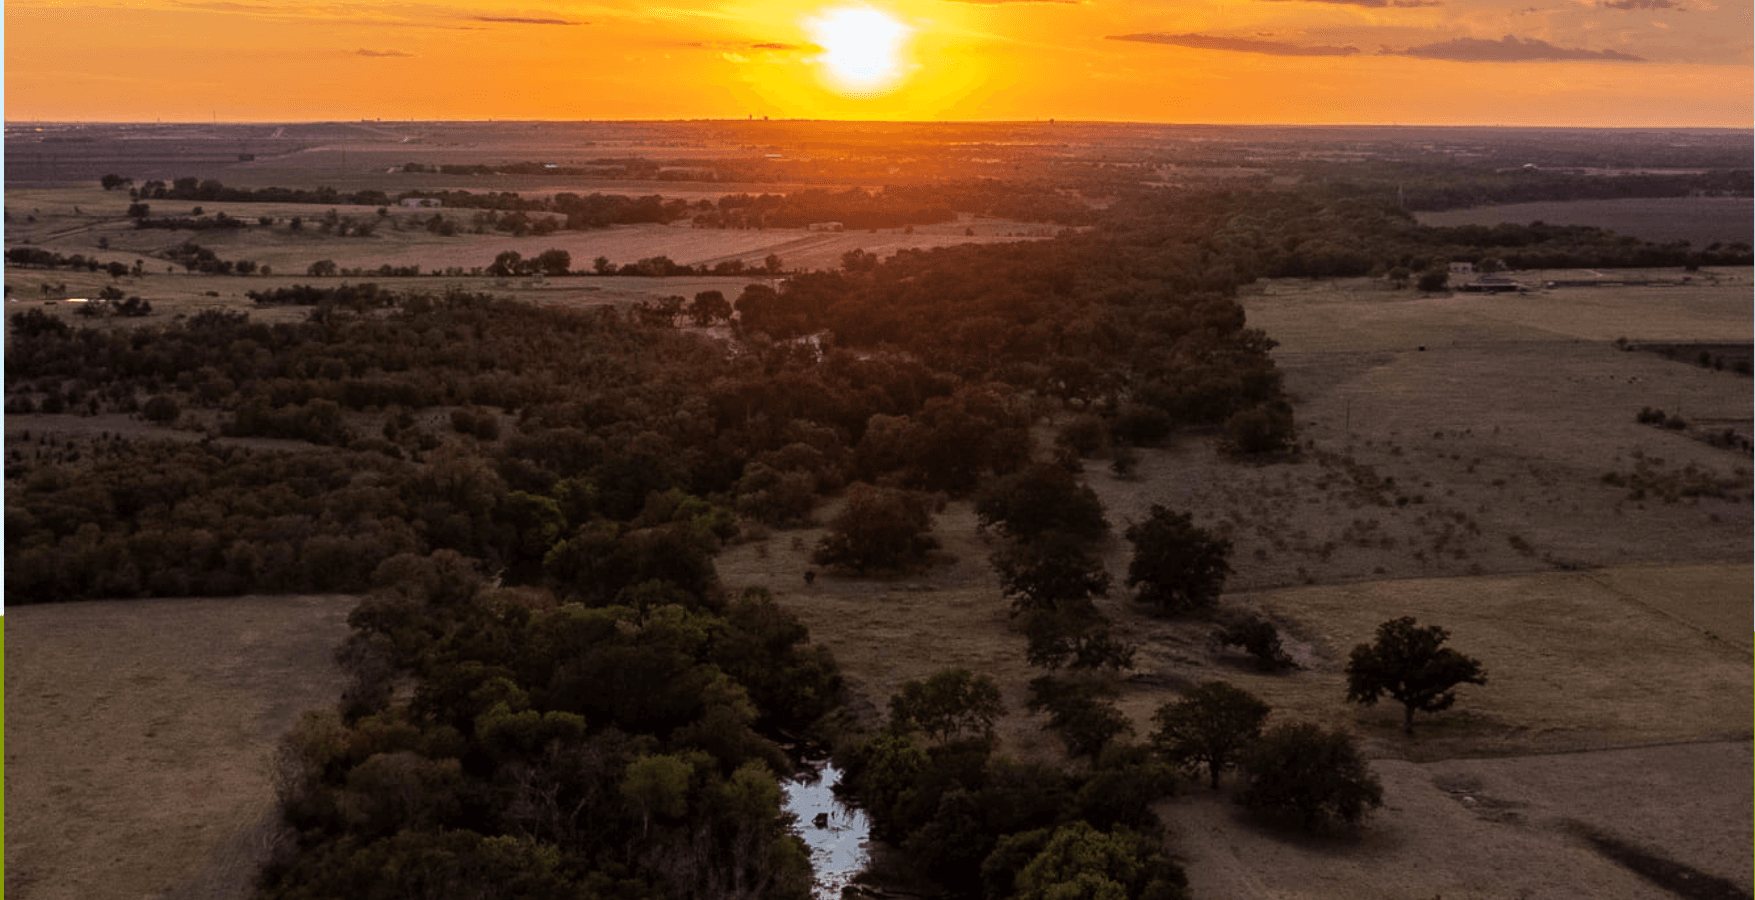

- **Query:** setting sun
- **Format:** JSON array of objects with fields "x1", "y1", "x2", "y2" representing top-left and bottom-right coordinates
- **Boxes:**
[{"x1": 806, "y1": 6, "x2": 912, "y2": 97}]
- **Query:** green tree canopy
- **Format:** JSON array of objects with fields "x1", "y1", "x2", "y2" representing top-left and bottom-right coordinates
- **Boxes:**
[
  {"x1": 1150, "y1": 681, "x2": 1271, "y2": 790},
  {"x1": 975, "y1": 463, "x2": 1108, "y2": 543},
  {"x1": 1123, "y1": 505, "x2": 1232, "y2": 615},
  {"x1": 1238, "y1": 722, "x2": 1383, "y2": 832},
  {"x1": 889, "y1": 668, "x2": 1006, "y2": 743},
  {"x1": 811, "y1": 482, "x2": 939, "y2": 574}
]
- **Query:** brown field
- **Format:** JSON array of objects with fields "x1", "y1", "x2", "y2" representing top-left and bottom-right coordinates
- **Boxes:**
[
  {"x1": 4, "y1": 183, "x2": 1052, "y2": 314},
  {"x1": 4, "y1": 595, "x2": 358, "y2": 900},
  {"x1": 5, "y1": 214, "x2": 1751, "y2": 897},
  {"x1": 1414, "y1": 196, "x2": 1755, "y2": 249}
]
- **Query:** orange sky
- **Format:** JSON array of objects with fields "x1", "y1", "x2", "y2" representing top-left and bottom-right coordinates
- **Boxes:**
[{"x1": 4, "y1": 0, "x2": 1750, "y2": 126}]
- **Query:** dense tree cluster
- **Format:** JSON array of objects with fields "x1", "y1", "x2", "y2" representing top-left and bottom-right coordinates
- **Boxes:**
[
  {"x1": 692, "y1": 188, "x2": 957, "y2": 231},
  {"x1": 5, "y1": 277, "x2": 1142, "y2": 602},
  {"x1": 840, "y1": 670, "x2": 1186, "y2": 900},
  {"x1": 1344, "y1": 164, "x2": 1753, "y2": 212},
  {"x1": 262, "y1": 551, "x2": 839, "y2": 900},
  {"x1": 132, "y1": 177, "x2": 398, "y2": 209},
  {"x1": 1110, "y1": 187, "x2": 1752, "y2": 280},
  {"x1": 6, "y1": 246, "x2": 136, "y2": 277}
]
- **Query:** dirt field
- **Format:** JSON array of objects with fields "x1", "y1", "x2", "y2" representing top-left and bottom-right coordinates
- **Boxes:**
[
  {"x1": 1414, "y1": 196, "x2": 1754, "y2": 249},
  {"x1": 4, "y1": 596, "x2": 359, "y2": 900}
]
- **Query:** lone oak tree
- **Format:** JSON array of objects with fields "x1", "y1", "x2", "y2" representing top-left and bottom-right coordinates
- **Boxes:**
[{"x1": 1345, "y1": 616, "x2": 1486, "y2": 734}]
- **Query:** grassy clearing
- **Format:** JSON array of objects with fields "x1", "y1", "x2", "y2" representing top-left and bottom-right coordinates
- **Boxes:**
[
  {"x1": 1173, "y1": 741, "x2": 1752, "y2": 900},
  {"x1": 4, "y1": 595, "x2": 358, "y2": 900}
]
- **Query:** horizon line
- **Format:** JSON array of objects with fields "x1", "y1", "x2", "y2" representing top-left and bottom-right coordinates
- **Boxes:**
[{"x1": 6, "y1": 117, "x2": 1752, "y2": 131}]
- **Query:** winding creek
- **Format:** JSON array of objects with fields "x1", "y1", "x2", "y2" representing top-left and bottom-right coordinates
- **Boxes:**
[{"x1": 781, "y1": 762, "x2": 872, "y2": 900}]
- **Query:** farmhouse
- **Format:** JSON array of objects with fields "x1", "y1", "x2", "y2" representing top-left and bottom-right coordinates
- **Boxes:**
[
  {"x1": 399, "y1": 197, "x2": 442, "y2": 209},
  {"x1": 809, "y1": 221, "x2": 845, "y2": 232}
]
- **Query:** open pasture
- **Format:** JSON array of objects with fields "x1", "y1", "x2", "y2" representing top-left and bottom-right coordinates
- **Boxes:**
[
  {"x1": 1095, "y1": 273, "x2": 1755, "y2": 597},
  {"x1": 5, "y1": 183, "x2": 1050, "y2": 312},
  {"x1": 4, "y1": 595, "x2": 358, "y2": 900},
  {"x1": 1414, "y1": 196, "x2": 1754, "y2": 249},
  {"x1": 1171, "y1": 739, "x2": 1752, "y2": 900}
]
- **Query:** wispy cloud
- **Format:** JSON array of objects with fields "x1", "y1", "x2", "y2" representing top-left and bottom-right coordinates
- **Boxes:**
[
  {"x1": 1261, "y1": 0, "x2": 1443, "y2": 8},
  {"x1": 1600, "y1": 0, "x2": 1682, "y2": 9},
  {"x1": 356, "y1": 48, "x2": 412, "y2": 57},
  {"x1": 686, "y1": 40, "x2": 819, "y2": 53},
  {"x1": 1108, "y1": 32, "x2": 1361, "y2": 56},
  {"x1": 1397, "y1": 34, "x2": 1644, "y2": 60},
  {"x1": 175, "y1": 1, "x2": 281, "y2": 10},
  {"x1": 170, "y1": 1, "x2": 481, "y2": 29},
  {"x1": 471, "y1": 16, "x2": 584, "y2": 25}
]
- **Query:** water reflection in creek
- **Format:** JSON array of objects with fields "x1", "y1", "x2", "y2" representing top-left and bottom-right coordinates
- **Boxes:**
[{"x1": 781, "y1": 762, "x2": 872, "y2": 900}]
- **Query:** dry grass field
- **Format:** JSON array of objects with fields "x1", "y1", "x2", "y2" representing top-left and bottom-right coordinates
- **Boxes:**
[
  {"x1": 4, "y1": 183, "x2": 1051, "y2": 314},
  {"x1": 4, "y1": 596, "x2": 358, "y2": 900},
  {"x1": 1413, "y1": 197, "x2": 1754, "y2": 249}
]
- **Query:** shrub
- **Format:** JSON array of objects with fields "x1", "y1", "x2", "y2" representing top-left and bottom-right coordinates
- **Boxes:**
[
  {"x1": 1238, "y1": 722, "x2": 1382, "y2": 831},
  {"x1": 975, "y1": 463, "x2": 1108, "y2": 543},
  {"x1": 1055, "y1": 413, "x2": 1109, "y2": 458},
  {"x1": 1213, "y1": 614, "x2": 1296, "y2": 671},
  {"x1": 1124, "y1": 505, "x2": 1231, "y2": 616},
  {"x1": 141, "y1": 394, "x2": 181, "y2": 424},
  {"x1": 888, "y1": 668, "x2": 1005, "y2": 743},
  {"x1": 812, "y1": 483, "x2": 938, "y2": 574},
  {"x1": 1223, "y1": 401, "x2": 1296, "y2": 455}
]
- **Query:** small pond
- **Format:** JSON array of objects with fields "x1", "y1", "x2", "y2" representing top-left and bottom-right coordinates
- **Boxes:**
[{"x1": 781, "y1": 762, "x2": 872, "y2": 900}]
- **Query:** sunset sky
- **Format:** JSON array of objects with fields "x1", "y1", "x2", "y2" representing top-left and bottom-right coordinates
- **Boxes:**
[{"x1": 5, "y1": 0, "x2": 1750, "y2": 126}]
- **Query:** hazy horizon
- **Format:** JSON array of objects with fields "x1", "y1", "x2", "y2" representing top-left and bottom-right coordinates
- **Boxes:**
[
  {"x1": 8, "y1": 118, "x2": 1754, "y2": 130},
  {"x1": 6, "y1": 0, "x2": 1750, "y2": 128}
]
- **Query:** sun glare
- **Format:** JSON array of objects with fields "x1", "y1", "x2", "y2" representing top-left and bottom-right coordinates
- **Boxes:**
[{"x1": 806, "y1": 6, "x2": 911, "y2": 97}]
